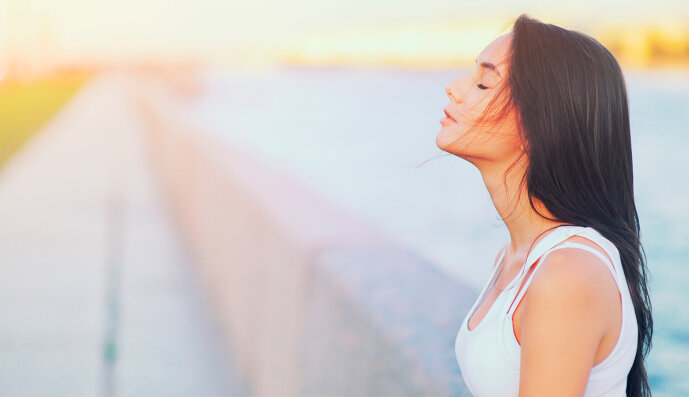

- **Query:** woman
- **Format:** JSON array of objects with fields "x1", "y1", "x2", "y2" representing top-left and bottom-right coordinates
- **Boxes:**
[{"x1": 439, "y1": 15, "x2": 653, "y2": 397}]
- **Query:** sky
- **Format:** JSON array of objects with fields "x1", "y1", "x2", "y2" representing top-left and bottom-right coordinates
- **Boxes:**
[{"x1": 2, "y1": 0, "x2": 689, "y2": 67}]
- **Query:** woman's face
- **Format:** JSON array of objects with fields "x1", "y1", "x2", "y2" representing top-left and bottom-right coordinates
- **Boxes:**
[{"x1": 436, "y1": 32, "x2": 522, "y2": 166}]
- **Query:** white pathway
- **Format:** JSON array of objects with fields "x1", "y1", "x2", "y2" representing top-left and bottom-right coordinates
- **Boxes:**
[{"x1": 0, "y1": 73, "x2": 248, "y2": 396}]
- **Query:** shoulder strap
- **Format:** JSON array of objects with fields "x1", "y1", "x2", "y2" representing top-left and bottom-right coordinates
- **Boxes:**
[
  {"x1": 559, "y1": 241, "x2": 617, "y2": 273},
  {"x1": 505, "y1": 241, "x2": 620, "y2": 316},
  {"x1": 501, "y1": 225, "x2": 584, "y2": 291}
]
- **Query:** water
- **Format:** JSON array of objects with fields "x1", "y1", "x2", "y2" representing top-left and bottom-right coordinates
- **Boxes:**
[{"x1": 185, "y1": 65, "x2": 689, "y2": 395}]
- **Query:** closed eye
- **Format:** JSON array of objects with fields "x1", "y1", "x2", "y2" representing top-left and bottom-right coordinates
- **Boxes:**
[{"x1": 477, "y1": 83, "x2": 488, "y2": 90}]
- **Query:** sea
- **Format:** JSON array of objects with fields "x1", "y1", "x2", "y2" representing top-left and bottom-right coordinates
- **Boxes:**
[{"x1": 184, "y1": 65, "x2": 689, "y2": 395}]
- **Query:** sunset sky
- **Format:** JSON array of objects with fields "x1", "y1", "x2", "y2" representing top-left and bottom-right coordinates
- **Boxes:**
[{"x1": 2, "y1": 0, "x2": 688, "y2": 68}]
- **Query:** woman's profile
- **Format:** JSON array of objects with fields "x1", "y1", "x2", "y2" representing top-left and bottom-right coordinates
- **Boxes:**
[{"x1": 440, "y1": 14, "x2": 653, "y2": 396}]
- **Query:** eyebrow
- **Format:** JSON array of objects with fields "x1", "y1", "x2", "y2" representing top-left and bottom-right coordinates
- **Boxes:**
[{"x1": 475, "y1": 58, "x2": 502, "y2": 77}]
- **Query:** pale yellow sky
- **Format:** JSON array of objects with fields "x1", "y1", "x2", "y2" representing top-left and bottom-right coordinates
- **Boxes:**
[{"x1": 2, "y1": 0, "x2": 688, "y2": 67}]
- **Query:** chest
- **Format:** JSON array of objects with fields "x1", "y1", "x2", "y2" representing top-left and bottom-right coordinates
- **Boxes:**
[
  {"x1": 466, "y1": 263, "x2": 535, "y2": 333},
  {"x1": 467, "y1": 249, "x2": 623, "y2": 366}
]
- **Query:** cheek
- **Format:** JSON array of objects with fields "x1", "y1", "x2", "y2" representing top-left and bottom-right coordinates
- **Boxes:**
[
  {"x1": 465, "y1": 88, "x2": 484, "y2": 106},
  {"x1": 481, "y1": 119, "x2": 523, "y2": 158},
  {"x1": 461, "y1": 91, "x2": 495, "y2": 121}
]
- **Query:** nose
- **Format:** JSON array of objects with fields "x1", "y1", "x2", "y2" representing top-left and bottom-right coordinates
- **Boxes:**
[
  {"x1": 445, "y1": 80, "x2": 462, "y2": 104},
  {"x1": 445, "y1": 85, "x2": 454, "y2": 102}
]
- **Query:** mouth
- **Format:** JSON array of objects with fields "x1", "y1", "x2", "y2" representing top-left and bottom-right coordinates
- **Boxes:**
[{"x1": 442, "y1": 108, "x2": 458, "y2": 124}]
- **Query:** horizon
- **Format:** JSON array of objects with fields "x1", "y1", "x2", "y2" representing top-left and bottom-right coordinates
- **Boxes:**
[{"x1": 2, "y1": 1, "x2": 689, "y2": 76}]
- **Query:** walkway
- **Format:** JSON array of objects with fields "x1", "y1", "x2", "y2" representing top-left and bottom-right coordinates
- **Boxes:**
[{"x1": 0, "y1": 73, "x2": 249, "y2": 396}]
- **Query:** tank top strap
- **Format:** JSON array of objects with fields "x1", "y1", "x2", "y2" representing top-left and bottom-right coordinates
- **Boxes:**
[
  {"x1": 505, "y1": 227, "x2": 619, "y2": 316},
  {"x1": 501, "y1": 225, "x2": 586, "y2": 292},
  {"x1": 501, "y1": 225, "x2": 589, "y2": 314},
  {"x1": 557, "y1": 242, "x2": 618, "y2": 276}
]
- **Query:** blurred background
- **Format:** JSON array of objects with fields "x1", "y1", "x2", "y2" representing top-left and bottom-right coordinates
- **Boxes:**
[{"x1": 1, "y1": 0, "x2": 687, "y2": 396}]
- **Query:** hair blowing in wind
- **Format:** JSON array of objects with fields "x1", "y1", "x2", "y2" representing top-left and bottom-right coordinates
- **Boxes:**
[{"x1": 494, "y1": 14, "x2": 654, "y2": 396}]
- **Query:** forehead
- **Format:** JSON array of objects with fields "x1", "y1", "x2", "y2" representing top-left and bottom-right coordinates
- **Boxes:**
[{"x1": 477, "y1": 32, "x2": 511, "y2": 68}]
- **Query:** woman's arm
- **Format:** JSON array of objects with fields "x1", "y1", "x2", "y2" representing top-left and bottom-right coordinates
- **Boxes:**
[{"x1": 518, "y1": 248, "x2": 612, "y2": 397}]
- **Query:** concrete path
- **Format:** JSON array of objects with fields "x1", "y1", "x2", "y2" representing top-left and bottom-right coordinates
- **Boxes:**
[{"x1": 0, "y1": 73, "x2": 249, "y2": 396}]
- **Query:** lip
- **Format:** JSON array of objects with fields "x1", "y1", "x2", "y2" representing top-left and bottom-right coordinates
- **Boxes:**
[{"x1": 442, "y1": 108, "x2": 458, "y2": 123}]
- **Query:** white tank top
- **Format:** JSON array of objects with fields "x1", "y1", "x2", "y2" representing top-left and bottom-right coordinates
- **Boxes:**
[{"x1": 454, "y1": 225, "x2": 638, "y2": 397}]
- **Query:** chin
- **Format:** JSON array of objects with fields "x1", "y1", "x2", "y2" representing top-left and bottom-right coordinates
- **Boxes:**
[
  {"x1": 436, "y1": 135, "x2": 454, "y2": 153},
  {"x1": 436, "y1": 129, "x2": 463, "y2": 152},
  {"x1": 436, "y1": 138, "x2": 480, "y2": 164}
]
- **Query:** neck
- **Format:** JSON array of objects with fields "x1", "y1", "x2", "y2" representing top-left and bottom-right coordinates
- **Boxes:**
[{"x1": 478, "y1": 160, "x2": 568, "y2": 262}]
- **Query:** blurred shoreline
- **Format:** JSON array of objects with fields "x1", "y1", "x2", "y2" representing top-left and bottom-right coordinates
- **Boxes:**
[{"x1": 3, "y1": 15, "x2": 689, "y2": 81}]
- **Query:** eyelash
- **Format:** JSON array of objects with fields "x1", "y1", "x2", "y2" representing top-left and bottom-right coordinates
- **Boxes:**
[{"x1": 477, "y1": 83, "x2": 488, "y2": 90}]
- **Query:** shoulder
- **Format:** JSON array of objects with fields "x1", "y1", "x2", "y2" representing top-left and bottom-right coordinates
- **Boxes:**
[
  {"x1": 530, "y1": 246, "x2": 616, "y2": 301},
  {"x1": 517, "y1": 247, "x2": 616, "y2": 395},
  {"x1": 529, "y1": 243, "x2": 617, "y2": 300},
  {"x1": 523, "y1": 246, "x2": 616, "y2": 332}
]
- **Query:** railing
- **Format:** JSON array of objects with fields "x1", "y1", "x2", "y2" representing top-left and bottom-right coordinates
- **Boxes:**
[{"x1": 134, "y1": 77, "x2": 477, "y2": 396}]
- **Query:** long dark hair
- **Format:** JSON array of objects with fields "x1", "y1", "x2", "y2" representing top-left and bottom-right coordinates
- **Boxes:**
[{"x1": 471, "y1": 14, "x2": 654, "y2": 396}]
